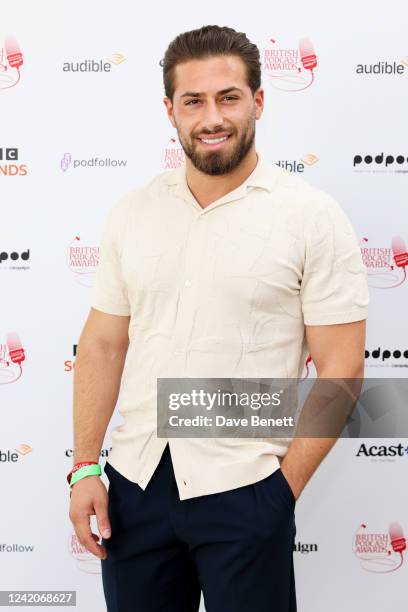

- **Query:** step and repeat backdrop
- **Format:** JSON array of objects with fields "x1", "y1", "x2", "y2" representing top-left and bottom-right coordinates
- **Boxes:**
[{"x1": 1, "y1": 1, "x2": 407, "y2": 610}]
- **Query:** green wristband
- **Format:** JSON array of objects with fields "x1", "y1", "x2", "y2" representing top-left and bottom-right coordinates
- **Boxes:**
[{"x1": 70, "y1": 463, "x2": 102, "y2": 487}]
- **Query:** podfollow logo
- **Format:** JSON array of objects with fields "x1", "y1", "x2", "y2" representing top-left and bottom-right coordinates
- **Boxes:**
[{"x1": 61, "y1": 153, "x2": 127, "y2": 171}]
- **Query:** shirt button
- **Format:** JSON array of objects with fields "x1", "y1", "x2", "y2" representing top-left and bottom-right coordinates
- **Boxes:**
[{"x1": 184, "y1": 280, "x2": 192, "y2": 288}]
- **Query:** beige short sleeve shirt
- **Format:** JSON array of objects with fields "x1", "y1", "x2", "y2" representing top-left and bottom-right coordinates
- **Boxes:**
[{"x1": 90, "y1": 153, "x2": 369, "y2": 500}]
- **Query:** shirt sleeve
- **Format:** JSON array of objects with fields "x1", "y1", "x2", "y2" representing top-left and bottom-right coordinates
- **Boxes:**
[
  {"x1": 300, "y1": 194, "x2": 369, "y2": 326},
  {"x1": 90, "y1": 196, "x2": 131, "y2": 316}
]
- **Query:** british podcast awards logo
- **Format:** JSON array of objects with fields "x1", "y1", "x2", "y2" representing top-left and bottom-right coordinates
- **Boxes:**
[
  {"x1": 0, "y1": 332, "x2": 26, "y2": 384},
  {"x1": 162, "y1": 138, "x2": 185, "y2": 169},
  {"x1": 66, "y1": 236, "x2": 99, "y2": 287},
  {"x1": 353, "y1": 522, "x2": 406, "y2": 573},
  {"x1": 262, "y1": 36, "x2": 318, "y2": 92},
  {"x1": 361, "y1": 235, "x2": 408, "y2": 289},
  {"x1": 0, "y1": 35, "x2": 23, "y2": 91}
]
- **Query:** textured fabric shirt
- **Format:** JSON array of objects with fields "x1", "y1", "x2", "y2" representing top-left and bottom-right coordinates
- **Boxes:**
[{"x1": 90, "y1": 152, "x2": 369, "y2": 500}]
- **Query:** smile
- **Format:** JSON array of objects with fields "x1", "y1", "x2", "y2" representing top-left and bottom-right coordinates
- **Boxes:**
[{"x1": 197, "y1": 134, "x2": 231, "y2": 148}]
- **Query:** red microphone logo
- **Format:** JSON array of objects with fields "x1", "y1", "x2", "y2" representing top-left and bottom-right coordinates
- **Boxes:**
[
  {"x1": 4, "y1": 36, "x2": 23, "y2": 69},
  {"x1": 6, "y1": 332, "x2": 25, "y2": 364},
  {"x1": 299, "y1": 38, "x2": 317, "y2": 71},
  {"x1": 392, "y1": 236, "x2": 408, "y2": 268}
]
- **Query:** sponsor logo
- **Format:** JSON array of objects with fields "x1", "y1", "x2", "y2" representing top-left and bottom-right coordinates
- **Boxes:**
[
  {"x1": 0, "y1": 36, "x2": 24, "y2": 90},
  {"x1": 262, "y1": 36, "x2": 318, "y2": 92},
  {"x1": 0, "y1": 332, "x2": 26, "y2": 384},
  {"x1": 0, "y1": 249, "x2": 30, "y2": 271},
  {"x1": 0, "y1": 147, "x2": 28, "y2": 176},
  {"x1": 353, "y1": 152, "x2": 408, "y2": 173},
  {"x1": 353, "y1": 522, "x2": 406, "y2": 573},
  {"x1": 61, "y1": 153, "x2": 127, "y2": 171}
]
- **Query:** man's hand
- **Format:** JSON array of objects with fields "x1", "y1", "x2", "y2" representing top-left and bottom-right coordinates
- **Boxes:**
[{"x1": 69, "y1": 476, "x2": 111, "y2": 560}]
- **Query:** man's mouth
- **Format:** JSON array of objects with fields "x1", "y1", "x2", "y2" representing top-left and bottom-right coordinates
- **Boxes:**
[{"x1": 197, "y1": 134, "x2": 232, "y2": 148}]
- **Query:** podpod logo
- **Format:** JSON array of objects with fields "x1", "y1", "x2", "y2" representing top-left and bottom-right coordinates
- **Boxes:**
[
  {"x1": 365, "y1": 346, "x2": 408, "y2": 368},
  {"x1": 66, "y1": 236, "x2": 99, "y2": 287},
  {"x1": 361, "y1": 235, "x2": 408, "y2": 289},
  {"x1": 353, "y1": 522, "x2": 406, "y2": 573},
  {"x1": 0, "y1": 332, "x2": 26, "y2": 384},
  {"x1": 61, "y1": 153, "x2": 127, "y2": 171},
  {"x1": 353, "y1": 152, "x2": 408, "y2": 173},
  {"x1": 0, "y1": 444, "x2": 32, "y2": 463},
  {"x1": 356, "y1": 58, "x2": 407, "y2": 76},
  {"x1": 0, "y1": 148, "x2": 28, "y2": 176},
  {"x1": 162, "y1": 138, "x2": 185, "y2": 169},
  {"x1": 0, "y1": 249, "x2": 30, "y2": 270},
  {"x1": 276, "y1": 153, "x2": 319, "y2": 173},
  {"x1": 356, "y1": 442, "x2": 408, "y2": 460},
  {"x1": 62, "y1": 53, "x2": 126, "y2": 73},
  {"x1": 0, "y1": 35, "x2": 24, "y2": 90},
  {"x1": 262, "y1": 36, "x2": 318, "y2": 92}
]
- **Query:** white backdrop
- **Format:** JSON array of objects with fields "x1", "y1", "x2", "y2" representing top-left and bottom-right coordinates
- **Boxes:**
[{"x1": 1, "y1": 1, "x2": 407, "y2": 610}]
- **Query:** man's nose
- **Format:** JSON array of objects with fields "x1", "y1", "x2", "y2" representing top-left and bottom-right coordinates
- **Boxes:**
[{"x1": 201, "y1": 99, "x2": 224, "y2": 131}]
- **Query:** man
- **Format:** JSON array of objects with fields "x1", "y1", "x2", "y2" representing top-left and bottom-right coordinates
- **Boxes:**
[{"x1": 69, "y1": 25, "x2": 369, "y2": 612}]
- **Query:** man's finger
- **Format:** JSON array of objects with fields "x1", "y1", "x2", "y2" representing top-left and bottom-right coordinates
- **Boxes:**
[
  {"x1": 74, "y1": 513, "x2": 107, "y2": 559},
  {"x1": 94, "y1": 500, "x2": 111, "y2": 539}
]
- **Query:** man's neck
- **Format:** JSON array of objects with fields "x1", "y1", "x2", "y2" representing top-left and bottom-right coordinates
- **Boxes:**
[{"x1": 185, "y1": 147, "x2": 258, "y2": 209}]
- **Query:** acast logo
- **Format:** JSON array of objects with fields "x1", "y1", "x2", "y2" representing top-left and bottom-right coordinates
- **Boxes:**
[
  {"x1": 0, "y1": 147, "x2": 28, "y2": 176},
  {"x1": 356, "y1": 443, "x2": 408, "y2": 459}
]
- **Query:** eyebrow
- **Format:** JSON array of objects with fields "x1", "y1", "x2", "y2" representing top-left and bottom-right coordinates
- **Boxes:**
[{"x1": 179, "y1": 86, "x2": 244, "y2": 98}]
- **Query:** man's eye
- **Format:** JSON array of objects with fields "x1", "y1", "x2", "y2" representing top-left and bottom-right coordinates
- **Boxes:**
[
  {"x1": 222, "y1": 96, "x2": 238, "y2": 101},
  {"x1": 185, "y1": 99, "x2": 200, "y2": 106}
]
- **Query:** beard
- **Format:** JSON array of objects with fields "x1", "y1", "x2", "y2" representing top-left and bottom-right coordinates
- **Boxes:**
[{"x1": 176, "y1": 112, "x2": 256, "y2": 176}]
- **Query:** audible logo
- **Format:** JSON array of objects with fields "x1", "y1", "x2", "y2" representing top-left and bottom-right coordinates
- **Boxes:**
[
  {"x1": 62, "y1": 54, "x2": 126, "y2": 73},
  {"x1": 356, "y1": 61, "x2": 405, "y2": 75},
  {"x1": 0, "y1": 444, "x2": 32, "y2": 462},
  {"x1": 0, "y1": 147, "x2": 28, "y2": 176}
]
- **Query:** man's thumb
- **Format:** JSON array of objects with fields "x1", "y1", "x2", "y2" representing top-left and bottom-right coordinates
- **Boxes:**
[{"x1": 95, "y1": 503, "x2": 111, "y2": 539}]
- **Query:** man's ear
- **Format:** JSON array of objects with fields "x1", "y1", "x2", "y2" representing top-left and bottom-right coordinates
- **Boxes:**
[
  {"x1": 254, "y1": 87, "x2": 264, "y2": 120},
  {"x1": 163, "y1": 97, "x2": 177, "y2": 129}
]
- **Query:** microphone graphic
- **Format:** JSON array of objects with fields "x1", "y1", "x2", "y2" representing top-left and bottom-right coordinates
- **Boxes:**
[
  {"x1": 4, "y1": 36, "x2": 23, "y2": 69},
  {"x1": 389, "y1": 522, "x2": 406, "y2": 556},
  {"x1": 299, "y1": 37, "x2": 317, "y2": 71},
  {"x1": 391, "y1": 236, "x2": 408, "y2": 268},
  {"x1": 6, "y1": 332, "x2": 25, "y2": 364}
]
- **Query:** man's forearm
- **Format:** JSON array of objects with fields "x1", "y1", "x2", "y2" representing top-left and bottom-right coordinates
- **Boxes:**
[
  {"x1": 72, "y1": 339, "x2": 128, "y2": 465},
  {"x1": 280, "y1": 367, "x2": 364, "y2": 499}
]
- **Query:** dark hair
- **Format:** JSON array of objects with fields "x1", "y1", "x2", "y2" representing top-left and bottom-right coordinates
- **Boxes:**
[{"x1": 160, "y1": 25, "x2": 261, "y2": 100}]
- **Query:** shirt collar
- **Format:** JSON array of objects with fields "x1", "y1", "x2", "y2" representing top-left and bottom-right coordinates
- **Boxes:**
[{"x1": 163, "y1": 151, "x2": 279, "y2": 209}]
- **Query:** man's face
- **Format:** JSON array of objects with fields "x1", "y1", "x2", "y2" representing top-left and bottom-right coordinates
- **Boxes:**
[{"x1": 164, "y1": 55, "x2": 264, "y2": 175}]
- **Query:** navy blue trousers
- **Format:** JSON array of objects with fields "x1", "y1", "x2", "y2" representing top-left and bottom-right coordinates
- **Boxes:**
[{"x1": 101, "y1": 443, "x2": 297, "y2": 612}]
